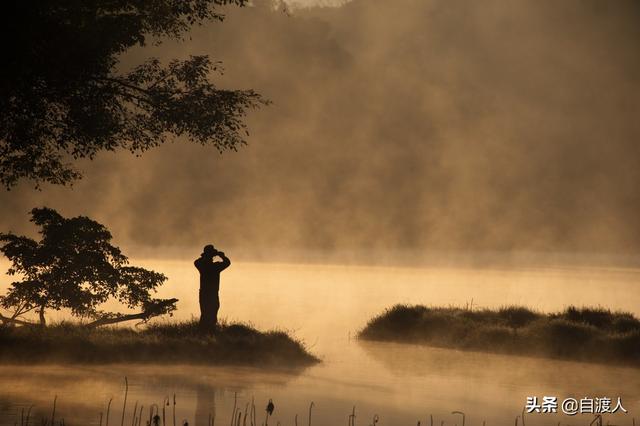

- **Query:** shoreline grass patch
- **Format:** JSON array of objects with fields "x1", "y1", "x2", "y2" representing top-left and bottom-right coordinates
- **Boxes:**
[
  {"x1": 0, "y1": 320, "x2": 319, "y2": 367},
  {"x1": 359, "y1": 304, "x2": 640, "y2": 366}
]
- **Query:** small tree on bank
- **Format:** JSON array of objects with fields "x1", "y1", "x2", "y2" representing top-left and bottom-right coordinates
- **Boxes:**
[{"x1": 0, "y1": 207, "x2": 176, "y2": 326}]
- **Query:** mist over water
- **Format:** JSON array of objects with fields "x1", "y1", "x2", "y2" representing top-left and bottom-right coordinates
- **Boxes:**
[
  {"x1": 0, "y1": 259, "x2": 640, "y2": 425},
  {"x1": 1, "y1": 0, "x2": 639, "y2": 260},
  {"x1": 1, "y1": 261, "x2": 640, "y2": 424}
]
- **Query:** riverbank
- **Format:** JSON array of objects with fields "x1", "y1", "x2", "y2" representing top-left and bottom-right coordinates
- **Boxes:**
[
  {"x1": 359, "y1": 305, "x2": 640, "y2": 365},
  {"x1": 0, "y1": 321, "x2": 318, "y2": 367}
]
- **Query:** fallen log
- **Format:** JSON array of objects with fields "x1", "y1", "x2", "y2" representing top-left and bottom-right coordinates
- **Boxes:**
[
  {"x1": 85, "y1": 298, "x2": 179, "y2": 328},
  {"x1": 0, "y1": 314, "x2": 37, "y2": 327},
  {"x1": 0, "y1": 299, "x2": 178, "y2": 328}
]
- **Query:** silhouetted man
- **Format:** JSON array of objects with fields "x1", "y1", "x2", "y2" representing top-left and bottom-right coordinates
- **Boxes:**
[{"x1": 194, "y1": 244, "x2": 231, "y2": 331}]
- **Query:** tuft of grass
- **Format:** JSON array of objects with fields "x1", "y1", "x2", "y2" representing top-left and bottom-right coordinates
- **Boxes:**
[
  {"x1": 0, "y1": 320, "x2": 319, "y2": 367},
  {"x1": 358, "y1": 304, "x2": 640, "y2": 366}
]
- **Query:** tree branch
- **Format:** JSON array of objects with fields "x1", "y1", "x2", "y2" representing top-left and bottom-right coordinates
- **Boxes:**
[
  {"x1": 0, "y1": 313, "x2": 38, "y2": 327},
  {"x1": 92, "y1": 76, "x2": 153, "y2": 96},
  {"x1": 85, "y1": 298, "x2": 178, "y2": 328}
]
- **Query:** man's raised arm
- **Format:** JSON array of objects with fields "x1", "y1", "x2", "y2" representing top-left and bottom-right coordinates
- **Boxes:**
[{"x1": 216, "y1": 251, "x2": 231, "y2": 271}]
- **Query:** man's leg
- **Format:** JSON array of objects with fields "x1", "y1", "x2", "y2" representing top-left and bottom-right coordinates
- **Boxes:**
[
  {"x1": 199, "y1": 289, "x2": 207, "y2": 328},
  {"x1": 199, "y1": 288, "x2": 214, "y2": 330},
  {"x1": 212, "y1": 293, "x2": 220, "y2": 327}
]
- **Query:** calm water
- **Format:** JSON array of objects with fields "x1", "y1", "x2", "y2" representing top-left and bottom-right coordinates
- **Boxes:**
[{"x1": 1, "y1": 261, "x2": 639, "y2": 425}]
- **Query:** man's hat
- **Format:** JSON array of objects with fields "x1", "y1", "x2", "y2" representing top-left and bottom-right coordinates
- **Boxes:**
[{"x1": 202, "y1": 244, "x2": 216, "y2": 256}]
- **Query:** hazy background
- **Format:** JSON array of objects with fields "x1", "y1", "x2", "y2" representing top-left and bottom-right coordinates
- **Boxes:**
[{"x1": 1, "y1": 0, "x2": 640, "y2": 264}]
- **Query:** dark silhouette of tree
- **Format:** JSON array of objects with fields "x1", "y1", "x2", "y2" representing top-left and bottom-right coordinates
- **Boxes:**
[
  {"x1": 0, "y1": 207, "x2": 176, "y2": 326},
  {"x1": 1, "y1": 1, "x2": 265, "y2": 188}
]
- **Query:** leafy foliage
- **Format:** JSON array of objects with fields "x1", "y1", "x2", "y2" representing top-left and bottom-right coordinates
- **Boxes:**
[
  {"x1": 0, "y1": 1, "x2": 265, "y2": 187},
  {"x1": 0, "y1": 207, "x2": 173, "y2": 325}
]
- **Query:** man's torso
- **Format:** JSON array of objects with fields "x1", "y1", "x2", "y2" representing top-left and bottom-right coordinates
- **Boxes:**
[{"x1": 194, "y1": 257, "x2": 222, "y2": 292}]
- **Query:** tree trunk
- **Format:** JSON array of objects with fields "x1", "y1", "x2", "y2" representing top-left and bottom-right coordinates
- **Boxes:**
[{"x1": 39, "y1": 305, "x2": 46, "y2": 327}]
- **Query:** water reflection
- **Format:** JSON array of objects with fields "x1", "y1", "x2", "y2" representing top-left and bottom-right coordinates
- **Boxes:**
[
  {"x1": 0, "y1": 262, "x2": 639, "y2": 425},
  {"x1": 359, "y1": 340, "x2": 640, "y2": 424},
  {"x1": 0, "y1": 365, "x2": 302, "y2": 425},
  {"x1": 194, "y1": 384, "x2": 215, "y2": 426}
]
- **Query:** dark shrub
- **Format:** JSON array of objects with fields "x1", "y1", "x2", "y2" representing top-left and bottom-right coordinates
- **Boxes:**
[
  {"x1": 531, "y1": 319, "x2": 599, "y2": 357},
  {"x1": 611, "y1": 314, "x2": 640, "y2": 334},
  {"x1": 561, "y1": 306, "x2": 614, "y2": 329},
  {"x1": 466, "y1": 326, "x2": 514, "y2": 349},
  {"x1": 498, "y1": 306, "x2": 540, "y2": 329},
  {"x1": 384, "y1": 305, "x2": 428, "y2": 328},
  {"x1": 360, "y1": 304, "x2": 428, "y2": 339},
  {"x1": 609, "y1": 331, "x2": 640, "y2": 361}
]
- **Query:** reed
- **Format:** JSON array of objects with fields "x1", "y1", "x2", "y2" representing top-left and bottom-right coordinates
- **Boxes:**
[{"x1": 9, "y1": 392, "x2": 636, "y2": 426}]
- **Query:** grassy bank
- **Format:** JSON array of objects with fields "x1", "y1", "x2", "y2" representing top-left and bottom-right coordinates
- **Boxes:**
[
  {"x1": 359, "y1": 304, "x2": 640, "y2": 365},
  {"x1": 0, "y1": 321, "x2": 318, "y2": 367}
]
